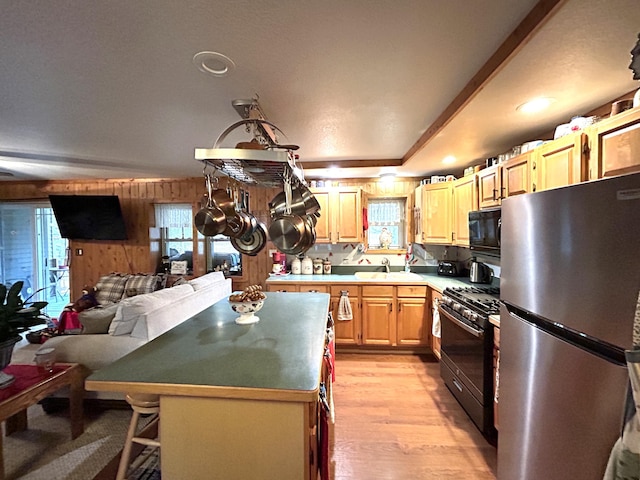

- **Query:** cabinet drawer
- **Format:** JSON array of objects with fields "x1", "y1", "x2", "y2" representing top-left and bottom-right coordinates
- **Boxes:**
[
  {"x1": 299, "y1": 285, "x2": 329, "y2": 293},
  {"x1": 266, "y1": 284, "x2": 297, "y2": 292},
  {"x1": 362, "y1": 285, "x2": 394, "y2": 297},
  {"x1": 396, "y1": 285, "x2": 427, "y2": 298},
  {"x1": 330, "y1": 285, "x2": 359, "y2": 297}
]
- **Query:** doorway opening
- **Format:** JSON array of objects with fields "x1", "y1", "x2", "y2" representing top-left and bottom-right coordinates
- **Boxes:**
[{"x1": 0, "y1": 202, "x2": 70, "y2": 318}]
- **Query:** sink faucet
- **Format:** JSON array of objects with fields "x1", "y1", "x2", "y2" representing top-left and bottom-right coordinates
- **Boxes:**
[{"x1": 381, "y1": 257, "x2": 390, "y2": 273}]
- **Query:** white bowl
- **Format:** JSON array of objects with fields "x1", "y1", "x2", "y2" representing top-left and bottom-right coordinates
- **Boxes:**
[{"x1": 229, "y1": 299, "x2": 264, "y2": 325}]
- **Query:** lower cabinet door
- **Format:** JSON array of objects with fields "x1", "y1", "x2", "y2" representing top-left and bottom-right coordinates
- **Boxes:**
[
  {"x1": 361, "y1": 297, "x2": 394, "y2": 346},
  {"x1": 331, "y1": 296, "x2": 361, "y2": 345},
  {"x1": 396, "y1": 297, "x2": 428, "y2": 346}
]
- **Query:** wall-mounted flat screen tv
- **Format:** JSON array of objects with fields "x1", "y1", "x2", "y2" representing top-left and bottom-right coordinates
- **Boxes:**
[{"x1": 49, "y1": 195, "x2": 128, "y2": 240}]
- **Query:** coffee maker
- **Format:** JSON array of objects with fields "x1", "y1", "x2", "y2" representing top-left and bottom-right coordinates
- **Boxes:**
[{"x1": 272, "y1": 252, "x2": 287, "y2": 274}]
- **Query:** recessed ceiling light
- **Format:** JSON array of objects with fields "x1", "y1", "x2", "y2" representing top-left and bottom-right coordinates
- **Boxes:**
[
  {"x1": 442, "y1": 155, "x2": 456, "y2": 165},
  {"x1": 193, "y1": 51, "x2": 236, "y2": 77},
  {"x1": 517, "y1": 97, "x2": 555, "y2": 114}
]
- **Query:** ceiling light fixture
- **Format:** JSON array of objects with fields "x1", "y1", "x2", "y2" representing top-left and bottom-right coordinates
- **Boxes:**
[
  {"x1": 193, "y1": 51, "x2": 236, "y2": 77},
  {"x1": 442, "y1": 155, "x2": 456, "y2": 165},
  {"x1": 517, "y1": 97, "x2": 555, "y2": 114},
  {"x1": 379, "y1": 172, "x2": 396, "y2": 182}
]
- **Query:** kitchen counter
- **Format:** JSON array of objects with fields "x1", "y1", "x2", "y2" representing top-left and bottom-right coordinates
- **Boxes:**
[
  {"x1": 266, "y1": 272, "x2": 479, "y2": 293},
  {"x1": 85, "y1": 292, "x2": 331, "y2": 480},
  {"x1": 489, "y1": 314, "x2": 501, "y2": 328}
]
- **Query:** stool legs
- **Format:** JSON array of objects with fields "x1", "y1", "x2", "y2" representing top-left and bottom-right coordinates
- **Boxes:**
[{"x1": 116, "y1": 395, "x2": 160, "y2": 480}]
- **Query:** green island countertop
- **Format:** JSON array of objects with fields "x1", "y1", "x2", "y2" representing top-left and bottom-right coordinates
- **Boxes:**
[{"x1": 85, "y1": 292, "x2": 331, "y2": 402}]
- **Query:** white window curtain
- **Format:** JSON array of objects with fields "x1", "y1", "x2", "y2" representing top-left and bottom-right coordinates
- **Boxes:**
[
  {"x1": 368, "y1": 199, "x2": 404, "y2": 226},
  {"x1": 154, "y1": 204, "x2": 192, "y2": 229}
]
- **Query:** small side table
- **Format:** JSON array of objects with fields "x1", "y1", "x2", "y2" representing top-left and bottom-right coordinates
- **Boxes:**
[{"x1": 0, "y1": 363, "x2": 84, "y2": 480}]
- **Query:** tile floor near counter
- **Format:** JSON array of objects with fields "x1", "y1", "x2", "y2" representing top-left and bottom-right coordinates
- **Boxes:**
[{"x1": 330, "y1": 353, "x2": 496, "y2": 479}]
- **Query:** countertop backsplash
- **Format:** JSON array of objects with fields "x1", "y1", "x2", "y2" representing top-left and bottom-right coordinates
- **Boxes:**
[{"x1": 285, "y1": 243, "x2": 501, "y2": 278}]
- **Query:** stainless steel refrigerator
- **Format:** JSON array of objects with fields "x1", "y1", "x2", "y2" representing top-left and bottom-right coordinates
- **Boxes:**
[{"x1": 498, "y1": 172, "x2": 640, "y2": 479}]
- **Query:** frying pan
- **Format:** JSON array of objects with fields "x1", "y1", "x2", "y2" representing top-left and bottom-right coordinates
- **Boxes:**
[
  {"x1": 195, "y1": 175, "x2": 227, "y2": 236},
  {"x1": 231, "y1": 222, "x2": 268, "y2": 256},
  {"x1": 268, "y1": 214, "x2": 307, "y2": 254}
]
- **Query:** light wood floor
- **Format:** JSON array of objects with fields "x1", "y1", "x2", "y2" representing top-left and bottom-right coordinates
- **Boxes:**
[{"x1": 329, "y1": 353, "x2": 497, "y2": 480}]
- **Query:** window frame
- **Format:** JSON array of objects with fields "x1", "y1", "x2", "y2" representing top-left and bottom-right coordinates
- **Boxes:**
[{"x1": 364, "y1": 194, "x2": 411, "y2": 254}]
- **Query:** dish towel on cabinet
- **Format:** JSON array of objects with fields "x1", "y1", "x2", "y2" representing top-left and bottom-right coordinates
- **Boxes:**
[
  {"x1": 431, "y1": 298, "x2": 441, "y2": 338},
  {"x1": 337, "y1": 293, "x2": 353, "y2": 321}
]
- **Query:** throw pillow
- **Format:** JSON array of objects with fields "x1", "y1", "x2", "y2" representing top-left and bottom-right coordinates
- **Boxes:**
[
  {"x1": 123, "y1": 274, "x2": 159, "y2": 298},
  {"x1": 79, "y1": 304, "x2": 119, "y2": 334},
  {"x1": 95, "y1": 273, "x2": 130, "y2": 305}
]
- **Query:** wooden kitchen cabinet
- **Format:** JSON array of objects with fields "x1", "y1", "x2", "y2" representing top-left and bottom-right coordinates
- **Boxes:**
[
  {"x1": 422, "y1": 182, "x2": 452, "y2": 244},
  {"x1": 452, "y1": 175, "x2": 478, "y2": 246},
  {"x1": 502, "y1": 151, "x2": 534, "y2": 197},
  {"x1": 361, "y1": 285, "x2": 395, "y2": 346},
  {"x1": 477, "y1": 165, "x2": 501, "y2": 208},
  {"x1": 533, "y1": 131, "x2": 587, "y2": 192},
  {"x1": 310, "y1": 187, "x2": 363, "y2": 243},
  {"x1": 587, "y1": 107, "x2": 640, "y2": 180},
  {"x1": 330, "y1": 285, "x2": 361, "y2": 345},
  {"x1": 396, "y1": 285, "x2": 429, "y2": 347},
  {"x1": 266, "y1": 283, "x2": 299, "y2": 292}
]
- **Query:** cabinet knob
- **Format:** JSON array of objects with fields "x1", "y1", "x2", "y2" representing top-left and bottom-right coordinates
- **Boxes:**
[{"x1": 532, "y1": 183, "x2": 537, "y2": 192}]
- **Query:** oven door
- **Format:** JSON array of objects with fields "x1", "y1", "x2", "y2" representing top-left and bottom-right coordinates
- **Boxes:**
[
  {"x1": 439, "y1": 304, "x2": 495, "y2": 436},
  {"x1": 439, "y1": 305, "x2": 487, "y2": 402}
]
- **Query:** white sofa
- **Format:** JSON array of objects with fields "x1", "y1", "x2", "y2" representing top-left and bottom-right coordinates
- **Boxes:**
[{"x1": 12, "y1": 271, "x2": 232, "y2": 400}]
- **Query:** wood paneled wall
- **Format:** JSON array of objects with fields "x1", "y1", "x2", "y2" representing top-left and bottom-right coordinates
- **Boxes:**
[
  {"x1": 0, "y1": 178, "x2": 277, "y2": 298},
  {"x1": 0, "y1": 176, "x2": 419, "y2": 298}
]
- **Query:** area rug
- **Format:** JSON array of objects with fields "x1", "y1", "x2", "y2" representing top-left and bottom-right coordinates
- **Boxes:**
[{"x1": 3, "y1": 402, "x2": 155, "y2": 480}]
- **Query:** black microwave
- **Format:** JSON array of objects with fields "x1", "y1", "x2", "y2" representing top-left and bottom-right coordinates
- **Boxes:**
[{"x1": 468, "y1": 208, "x2": 501, "y2": 255}]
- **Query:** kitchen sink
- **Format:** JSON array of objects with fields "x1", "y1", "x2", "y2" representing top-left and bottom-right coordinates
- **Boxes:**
[{"x1": 354, "y1": 271, "x2": 423, "y2": 280}]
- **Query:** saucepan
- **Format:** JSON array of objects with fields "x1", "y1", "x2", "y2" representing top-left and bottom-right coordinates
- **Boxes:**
[
  {"x1": 195, "y1": 175, "x2": 227, "y2": 236},
  {"x1": 231, "y1": 221, "x2": 268, "y2": 256}
]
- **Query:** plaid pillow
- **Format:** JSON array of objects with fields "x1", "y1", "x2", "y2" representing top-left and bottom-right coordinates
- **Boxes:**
[
  {"x1": 123, "y1": 274, "x2": 159, "y2": 298},
  {"x1": 95, "y1": 274, "x2": 130, "y2": 305}
]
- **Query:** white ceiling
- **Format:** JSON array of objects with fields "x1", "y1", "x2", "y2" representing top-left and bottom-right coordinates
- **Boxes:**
[{"x1": 0, "y1": 0, "x2": 639, "y2": 182}]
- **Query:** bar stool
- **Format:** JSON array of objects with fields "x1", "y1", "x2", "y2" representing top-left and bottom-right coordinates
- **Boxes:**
[{"x1": 116, "y1": 393, "x2": 161, "y2": 480}]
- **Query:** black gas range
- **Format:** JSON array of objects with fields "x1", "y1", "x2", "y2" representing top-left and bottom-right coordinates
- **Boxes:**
[
  {"x1": 438, "y1": 286, "x2": 499, "y2": 441},
  {"x1": 441, "y1": 286, "x2": 501, "y2": 330}
]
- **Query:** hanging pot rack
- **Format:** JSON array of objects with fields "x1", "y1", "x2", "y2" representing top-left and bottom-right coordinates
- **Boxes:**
[{"x1": 195, "y1": 118, "x2": 304, "y2": 187}]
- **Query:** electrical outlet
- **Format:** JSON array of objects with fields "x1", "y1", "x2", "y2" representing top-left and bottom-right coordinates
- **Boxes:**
[
  {"x1": 268, "y1": 249, "x2": 277, "y2": 257},
  {"x1": 75, "y1": 248, "x2": 83, "y2": 256}
]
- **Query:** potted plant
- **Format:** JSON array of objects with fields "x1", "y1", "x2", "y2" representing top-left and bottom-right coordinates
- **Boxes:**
[{"x1": 0, "y1": 281, "x2": 48, "y2": 387}]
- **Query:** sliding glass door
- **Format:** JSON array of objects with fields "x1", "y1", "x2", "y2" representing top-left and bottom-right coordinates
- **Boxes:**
[{"x1": 0, "y1": 202, "x2": 69, "y2": 317}]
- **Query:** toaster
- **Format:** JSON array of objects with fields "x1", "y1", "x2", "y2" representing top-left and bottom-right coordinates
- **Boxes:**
[{"x1": 437, "y1": 261, "x2": 466, "y2": 277}]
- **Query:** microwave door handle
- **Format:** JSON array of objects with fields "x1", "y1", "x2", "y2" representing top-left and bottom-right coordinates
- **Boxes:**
[
  {"x1": 438, "y1": 307, "x2": 484, "y2": 338},
  {"x1": 497, "y1": 218, "x2": 501, "y2": 246}
]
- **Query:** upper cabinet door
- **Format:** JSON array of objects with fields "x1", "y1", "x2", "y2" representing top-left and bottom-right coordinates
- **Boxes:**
[
  {"x1": 477, "y1": 165, "x2": 502, "y2": 208},
  {"x1": 312, "y1": 190, "x2": 332, "y2": 243},
  {"x1": 534, "y1": 132, "x2": 587, "y2": 192},
  {"x1": 502, "y1": 151, "x2": 533, "y2": 197},
  {"x1": 423, "y1": 182, "x2": 452, "y2": 244},
  {"x1": 587, "y1": 107, "x2": 640, "y2": 180},
  {"x1": 452, "y1": 175, "x2": 478, "y2": 246},
  {"x1": 335, "y1": 189, "x2": 362, "y2": 243}
]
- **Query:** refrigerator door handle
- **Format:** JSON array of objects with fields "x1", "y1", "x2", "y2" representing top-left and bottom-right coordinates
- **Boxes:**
[{"x1": 439, "y1": 307, "x2": 484, "y2": 338}]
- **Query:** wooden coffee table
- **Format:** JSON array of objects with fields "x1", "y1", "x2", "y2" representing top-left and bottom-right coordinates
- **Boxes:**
[{"x1": 0, "y1": 363, "x2": 84, "y2": 480}]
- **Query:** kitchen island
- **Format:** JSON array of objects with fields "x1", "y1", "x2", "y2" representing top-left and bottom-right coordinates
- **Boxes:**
[{"x1": 85, "y1": 292, "x2": 331, "y2": 480}]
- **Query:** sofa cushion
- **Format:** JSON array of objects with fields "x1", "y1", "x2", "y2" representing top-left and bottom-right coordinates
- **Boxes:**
[
  {"x1": 109, "y1": 283, "x2": 194, "y2": 336},
  {"x1": 124, "y1": 274, "x2": 159, "y2": 298},
  {"x1": 188, "y1": 271, "x2": 226, "y2": 291},
  {"x1": 95, "y1": 273, "x2": 130, "y2": 305},
  {"x1": 79, "y1": 304, "x2": 119, "y2": 334}
]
